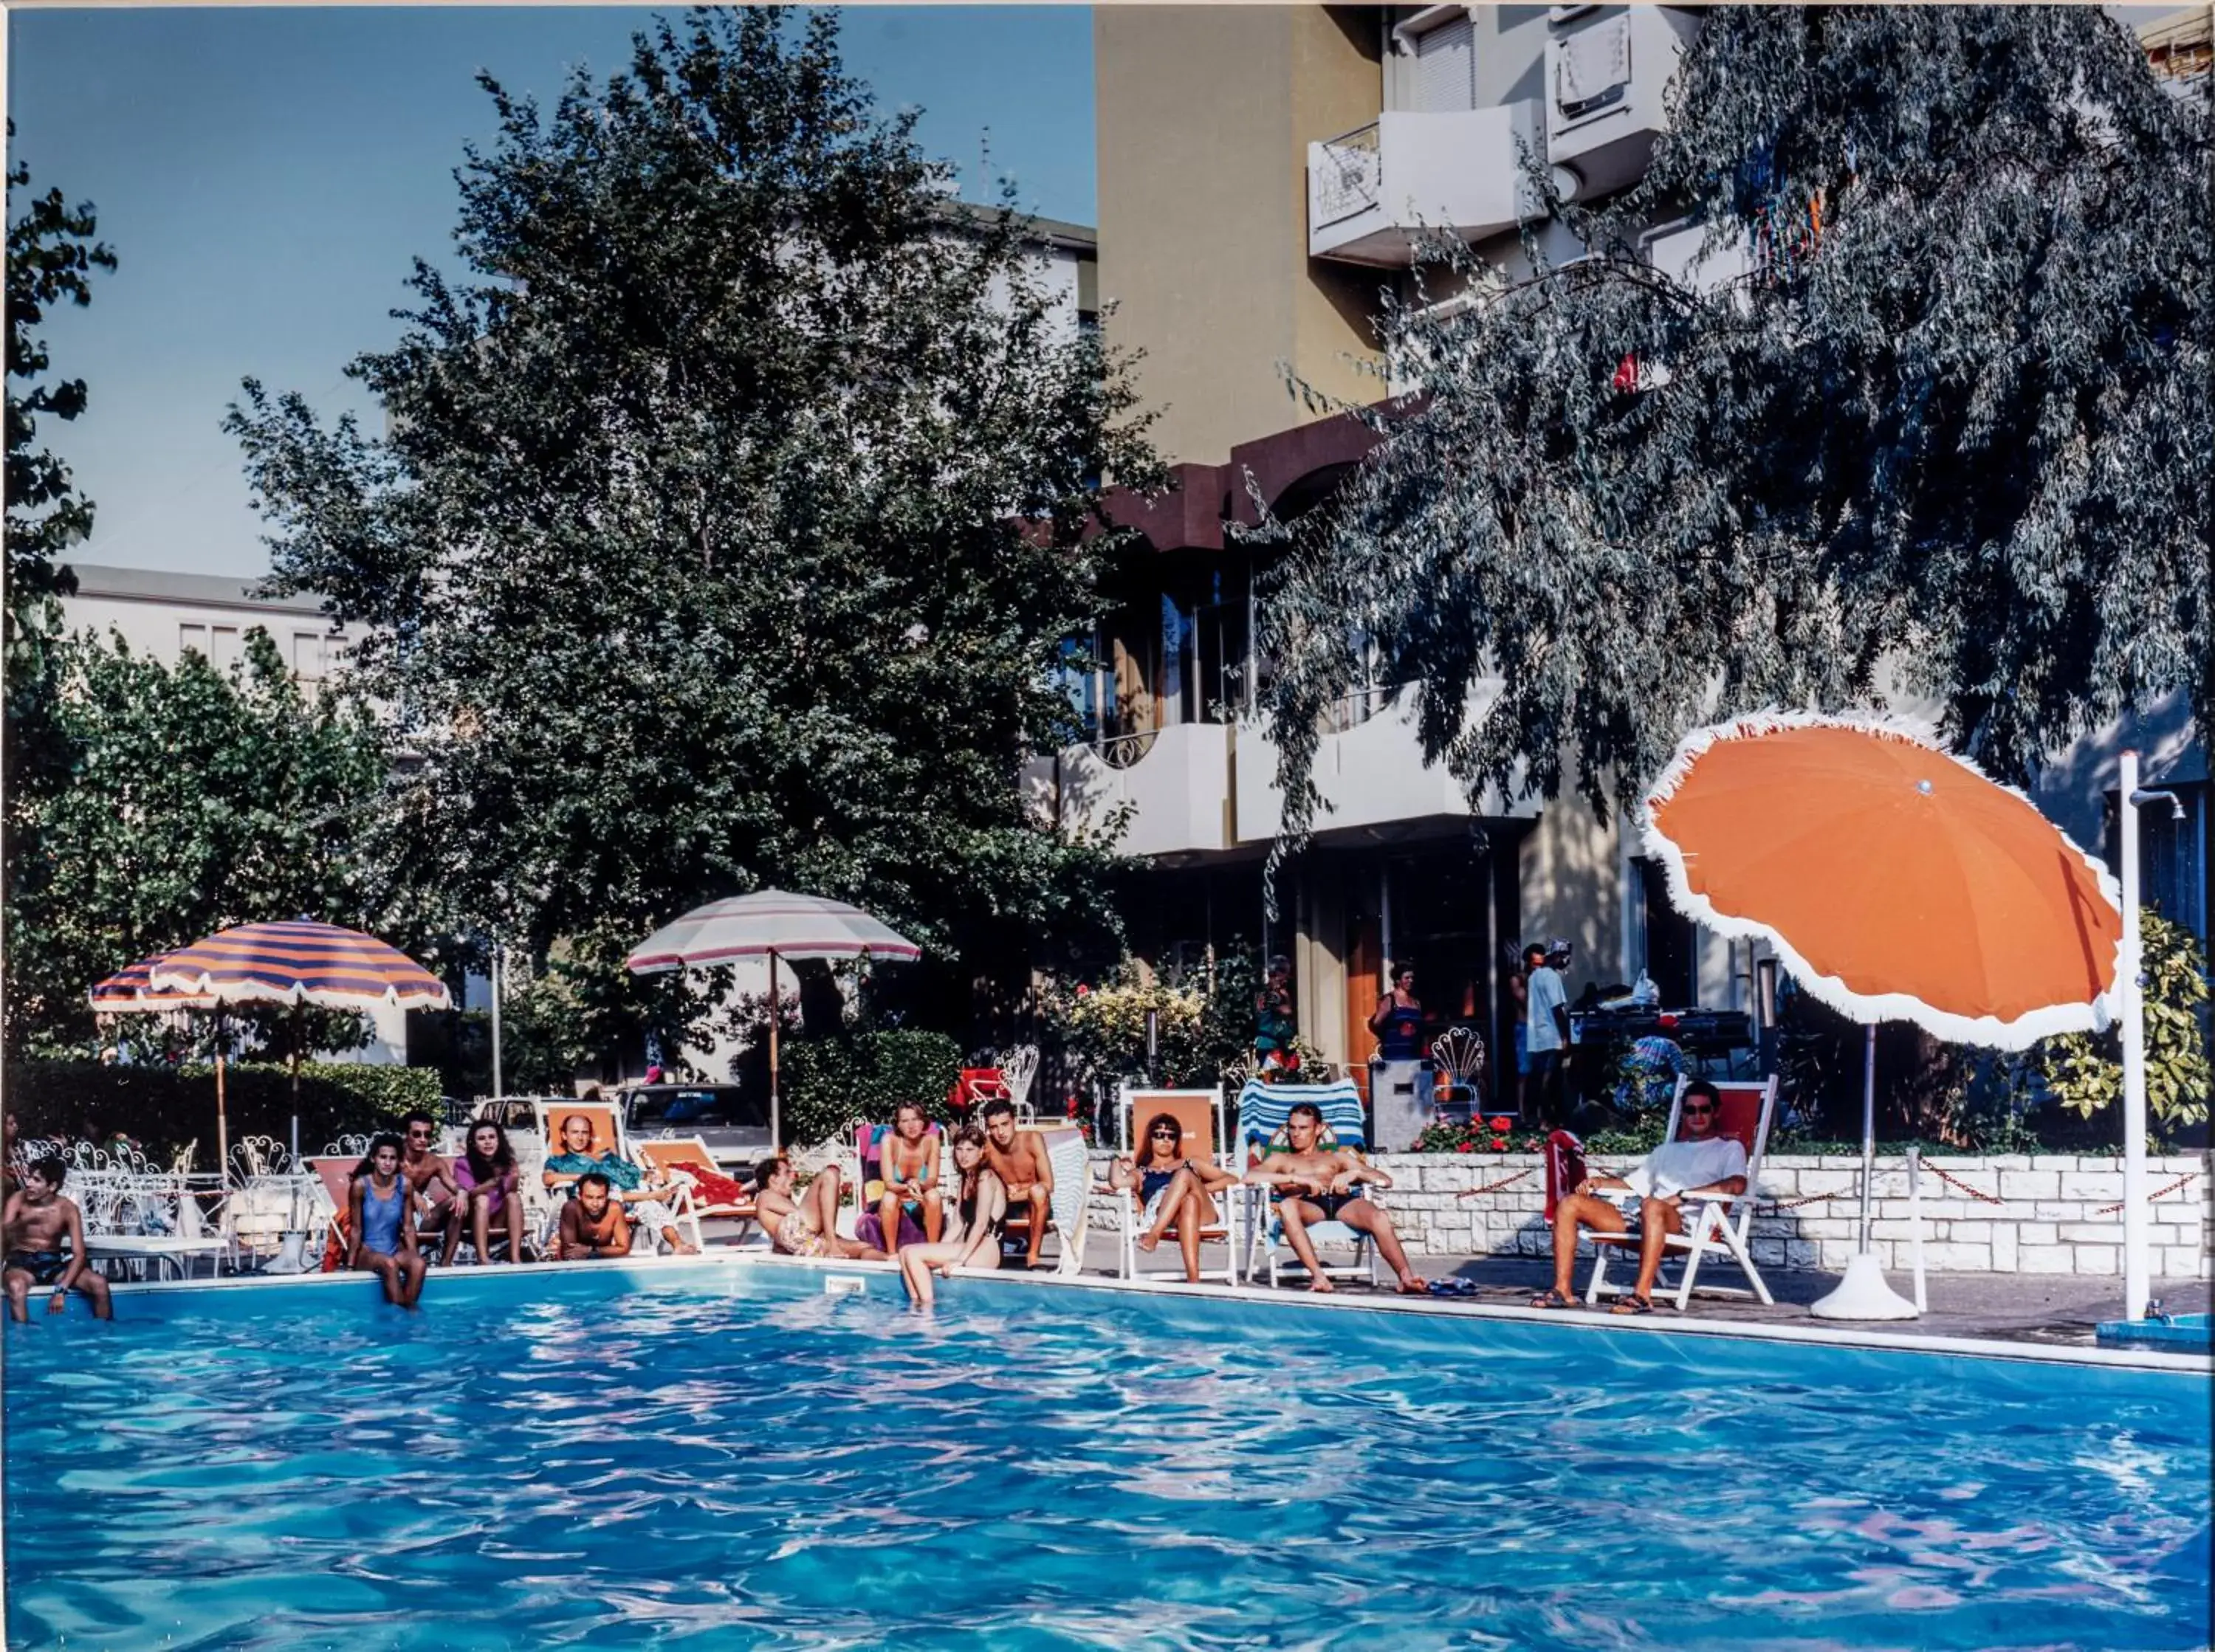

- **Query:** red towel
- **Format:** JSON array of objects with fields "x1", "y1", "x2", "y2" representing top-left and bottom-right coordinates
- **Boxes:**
[
  {"x1": 1544, "y1": 1130, "x2": 1587, "y2": 1222},
  {"x1": 667, "y1": 1159, "x2": 749, "y2": 1208}
]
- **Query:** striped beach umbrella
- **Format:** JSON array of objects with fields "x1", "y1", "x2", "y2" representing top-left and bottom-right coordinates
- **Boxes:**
[
  {"x1": 626, "y1": 891, "x2": 921, "y2": 1149},
  {"x1": 148, "y1": 922, "x2": 450, "y2": 1170},
  {"x1": 89, "y1": 953, "x2": 216, "y2": 1013},
  {"x1": 146, "y1": 920, "x2": 450, "y2": 1010}
]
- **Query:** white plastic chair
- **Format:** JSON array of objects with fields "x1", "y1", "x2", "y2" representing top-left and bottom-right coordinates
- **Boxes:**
[{"x1": 1584, "y1": 1074, "x2": 1780, "y2": 1310}]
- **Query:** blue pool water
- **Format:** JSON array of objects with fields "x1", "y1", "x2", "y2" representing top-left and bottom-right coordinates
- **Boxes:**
[{"x1": 6, "y1": 1263, "x2": 2209, "y2": 1651}]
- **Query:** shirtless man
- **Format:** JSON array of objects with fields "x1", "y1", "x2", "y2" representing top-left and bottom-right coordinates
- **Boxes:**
[
  {"x1": 1245, "y1": 1102, "x2": 1426, "y2": 1295},
  {"x1": 4, "y1": 1157, "x2": 114, "y2": 1321},
  {"x1": 398, "y1": 1111, "x2": 462, "y2": 1260},
  {"x1": 557, "y1": 1173, "x2": 632, "y2": 1260},
  {"x1": 981, "y1": 1097, "x2": 1055, "y2": 1270},
  {"x1": 753, "y1": 1158, "x2": 886, "y2": 1262}
]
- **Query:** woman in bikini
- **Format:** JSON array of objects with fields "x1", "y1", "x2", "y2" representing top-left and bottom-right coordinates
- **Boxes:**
[
  {"x1": 348, "y1": 1133, "x2": 427, "y2": 1308},
  {"x1": 1109, "y1": 1110, "x2": 1239, "y2": 1284},
  {"x1": 874, "y1": 1101, "x2": 944, "y2": 1247},
  {"x1": 754, "y1": 1158, "x2": 887, "y2": 1262},
  {"x1": 896, "y1": 1126, "x2": 1009, "y2": 1307},
  {"x1": 450, "y1": 1120, "x2": 526, "y2": 1264}
]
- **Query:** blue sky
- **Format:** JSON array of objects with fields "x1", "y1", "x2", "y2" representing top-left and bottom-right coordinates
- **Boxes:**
[{"x1": 7, "y1": 6, "x2": 1096, "y2": 577}]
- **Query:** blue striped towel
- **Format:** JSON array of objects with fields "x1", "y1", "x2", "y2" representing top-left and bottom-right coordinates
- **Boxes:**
[{"x1": 1236, "y1": 1078, "x2": 1368, "y2": 1155}]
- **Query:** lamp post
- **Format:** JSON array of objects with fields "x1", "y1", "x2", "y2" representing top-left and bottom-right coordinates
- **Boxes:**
[
  {"x1": 2118, "y1": 749, "x2": 2183, "y2": 1325},
  {"x1": 489, "y1": 942, "x2": 505, "y2": 1103}
]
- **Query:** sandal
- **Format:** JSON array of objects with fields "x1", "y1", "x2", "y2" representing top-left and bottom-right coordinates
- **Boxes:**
[
  {"x1": 1610, "y1": 1293, "x2": 1655, "y2": 1315},
  {"x1": 1528, "y1": 1288, "x2": 1573, "y2": 1309}
]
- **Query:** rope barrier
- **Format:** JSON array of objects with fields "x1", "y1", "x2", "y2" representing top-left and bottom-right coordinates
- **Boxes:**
[
  {"x1": 2097, "y1": 1170, "x2": 2202, "y2": 1216},
  {"x1": 1762, "y1": 1188, "x2": 1846, "y2": 1212},
  {"x1": 1921, "y1": 1163, "x2": 2007, "y2": 1205},
  {"x1": 1455, "y1": 1169, "x2": 1535, "y2": 1199}
]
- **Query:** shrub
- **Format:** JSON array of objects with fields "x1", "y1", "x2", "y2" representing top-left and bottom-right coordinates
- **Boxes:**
[
  {"x1": 778, "y1": 1029, "x2": 964, "y2": 1151},
  {"x1": 3, "y1": 1059, "x2": 444, "y2": 1163},
  {"x1": 2041, "y1": 912, "x2": 2211, "y2": 1135}
]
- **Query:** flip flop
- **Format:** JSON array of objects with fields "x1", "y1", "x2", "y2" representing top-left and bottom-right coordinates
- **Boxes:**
[
  {"x1": 1528, "y1": 1288, "x2": 1573, "y2": 1309},
  {"x1": 1610, "y1": 1293, "x2": 1655, "y2": 1315},
  {"x1": 1426, "y1": 1278, "x2": 1480, "y2": 1298}
]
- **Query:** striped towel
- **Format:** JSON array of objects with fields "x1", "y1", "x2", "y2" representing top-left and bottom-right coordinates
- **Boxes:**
[{"x1": 1236, "y1": 1078, "x2": 1368, "y2": 1157}]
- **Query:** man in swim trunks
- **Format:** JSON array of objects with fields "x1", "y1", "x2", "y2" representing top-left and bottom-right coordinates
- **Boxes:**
[
  {"x1": 3, "y1": 1157, "x2": 114, "y2": 1321},
  {"x1": 981, "y1": 1098, "x2": 1056, "y2": 1270},
  {"x1": 753, "y1": 1158, "x2": 887, "y2": 1262},
  {"x1": 1245, "y1": 1103, "x2": 1426, "y2": 1295},
  {"x1": 557, "y1": 1173, "x2": 632, "y2": 1259},
  {"x1": 397, "y1": 1110, "x2": 463, "y2": 1259}
]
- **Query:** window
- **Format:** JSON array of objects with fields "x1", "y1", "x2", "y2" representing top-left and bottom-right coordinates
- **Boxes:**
[
  {"x1": 1411, "y1": 14, "x2": 1476, "y2": 111},
  {"x1": 178, "y1": 622, "x2": 208, "y2": 658},
  {"x1": 292, "y1": 631, "x2": 326, "y2": 679},
  {"x1": 209, "y1": 626, "x2": 242, "y2": 671},
  {"x1": 2142, "y1": 782, "x2": 2211, "y2": 946}
]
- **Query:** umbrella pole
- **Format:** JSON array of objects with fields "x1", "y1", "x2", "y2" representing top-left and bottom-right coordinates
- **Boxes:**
[
  {"x1": 214, "y1": 1009, "x2": 231, "y2": 1182},
  {"x1": 768, "y1": 950, "x2": 781, "y2": 1152},
  {"x1": 1857, "y1": 1023, "x2": 1876, "y2": 1253},
  {"x1": 289, "y1": 1002, "x2": 304, "y2": 1169}
]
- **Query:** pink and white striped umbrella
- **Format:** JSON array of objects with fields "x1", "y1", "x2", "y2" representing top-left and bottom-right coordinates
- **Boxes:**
[{"x1": 625, "y1": 891, "x2": 921, "y2": 972}]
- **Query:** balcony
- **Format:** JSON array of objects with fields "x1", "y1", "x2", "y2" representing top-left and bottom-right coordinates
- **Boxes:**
[
  {"x1": 1308, "y1": 105, "x2": 1545, "y2": 267},
  {"x1": 1545, "y1": 7, "x2": 1702, "y2": 202},
  {"x1": 1026, "y1": 722, "x2": 1235, "y2": 861},
  {"x1": 1234, "y1": 684, "x2": 1536, "y2": 843}
]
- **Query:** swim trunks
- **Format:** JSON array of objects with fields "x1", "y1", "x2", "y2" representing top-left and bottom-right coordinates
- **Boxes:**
[{"x1": 4, "y1": 1250, "x2": 70, "y2": 1287}]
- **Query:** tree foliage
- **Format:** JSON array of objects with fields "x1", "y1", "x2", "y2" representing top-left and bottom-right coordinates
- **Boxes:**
[
  {"x1": 2041, "y1": 911, "x2": 2211, "y2": 1132},
  {"x1": 225, "y1": 10, "x2": 1159, "y2": 1019},
  {"x1": 1256, "y1": 7, "x2": 2208, "y2": 855},
  {"x1": 3, "y1": 627, "x2": 391, "y2": 1056}
]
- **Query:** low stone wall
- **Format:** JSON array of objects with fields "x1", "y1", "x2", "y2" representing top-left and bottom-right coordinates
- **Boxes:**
[{"x1": 1084, "y1": 1150, "x2": 2214, "y2": 1278}]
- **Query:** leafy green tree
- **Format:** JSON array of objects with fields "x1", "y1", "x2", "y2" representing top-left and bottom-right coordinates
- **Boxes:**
[
  {"x1": 1256, "y1": 7, "x2": 2208, "y2": 852},
  {"x1": 2041, "y1": 911, "x2": 2211, "y2": 1133},
  {"x1": 4, "y1": 627, "x2": 390, "y2": 1055},
  {"x1": 225, "y1": 10, "x2": 1158, "y2": 1033}
]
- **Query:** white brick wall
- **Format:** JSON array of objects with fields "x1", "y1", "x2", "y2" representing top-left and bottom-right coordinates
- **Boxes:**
[{"x1": 1084, "y1": 1150, "x2": 2214, "y2": 1278}]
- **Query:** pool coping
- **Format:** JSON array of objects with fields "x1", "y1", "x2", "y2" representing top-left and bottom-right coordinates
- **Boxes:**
[{"x1": 90, "y1": 1248, "x2": 2215, "y2": 1377}]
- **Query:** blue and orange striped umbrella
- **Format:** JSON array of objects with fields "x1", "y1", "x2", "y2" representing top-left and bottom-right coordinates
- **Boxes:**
[{"x1": 147, "y1": 921, "x2": 450, "y2": 1011}]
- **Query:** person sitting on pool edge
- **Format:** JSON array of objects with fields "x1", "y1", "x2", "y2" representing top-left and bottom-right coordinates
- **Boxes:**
[
  {"x1": 898, "y1": 1125, "x2": 1009, "y2": 1307},
  {"x1": 1530, "y1": 1078, "x2": 1747, "y2": 1315},
  {"x1": 348, "y1": 1133, "x2": 428, "y2": 1309},
  {"x1": 871, "y1": 1101, "x2": 944, "y2": 1249},
  {"x1": 557, "y1": 1172, "x2": 631, "y2": 1260},
  {"x1": 450, "y1": 1119, "x2": 526, "y2": 1264},
  {"x1": 754, "y1": 1157, "x2": 887, "y2": 1262},
  {"x1": 540, "y1": 1112, "x2": 699, "y2": 1256},
  {"x1": 1244, "y1": 1102, "x2": 1427, "y2": 1295},
  {"x1": 3, "y1": 1156, "x2": 114, "y2": 1322}
]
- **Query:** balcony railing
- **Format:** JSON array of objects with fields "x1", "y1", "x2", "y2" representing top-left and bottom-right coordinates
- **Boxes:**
[{"x1": 1311, "y1": 123, "x2": 1382, "y2": 229}]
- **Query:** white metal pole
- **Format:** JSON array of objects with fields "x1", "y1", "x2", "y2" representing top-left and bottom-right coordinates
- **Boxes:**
[
  {"x1": 490, "y1": 943, "x2": 505, "y2": 1102},
  {"x1": 1858, "y1": 1023, "x2": 1877, "y2": 1252},
  {"x1": 1907, "y1": 1146, "x2": 1928, "y2": 1315},
  {"x1": 2119, "y1": 750, "x2": 2151, "y2": 1323}
]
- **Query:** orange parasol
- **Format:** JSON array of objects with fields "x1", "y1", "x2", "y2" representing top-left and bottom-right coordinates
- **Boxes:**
[{"x1": 1641, "y1": 713, "x2": 2123, "y2": 1051}]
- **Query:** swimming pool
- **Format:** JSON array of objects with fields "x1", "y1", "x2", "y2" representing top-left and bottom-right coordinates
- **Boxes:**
[{"x1": 6, "y1": 1262, "x2": 2208, "y2": 1650}]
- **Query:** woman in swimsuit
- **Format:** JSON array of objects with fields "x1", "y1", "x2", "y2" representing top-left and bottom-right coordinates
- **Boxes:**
[
  {"x1": 1108, "y1": 1110, "x2": 1239, "y2": 1284},
  {"x1": 754, "y1": 1158, "x2": 887, "y2": 1262},
  {"x1": 348, "y1": 1133, "x2": 427, "y2": 1307},
  {"x1": 875, "y1": 1101, "x2": 944, "y2": 1247},
  {"x1": 896, "y1": 1126, "x2": 1009, "y2": 1307},
  {"x1": 451, "y1": 1121, "x2": 526, "y2": 1264}
]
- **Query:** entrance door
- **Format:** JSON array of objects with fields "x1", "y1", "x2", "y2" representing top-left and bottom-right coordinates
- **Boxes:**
[{"x1": 1344, "y1": 909, "x2": 1380, "y2": 1104}]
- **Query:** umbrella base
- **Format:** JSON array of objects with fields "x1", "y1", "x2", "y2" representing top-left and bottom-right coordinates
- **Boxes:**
[
  {"x1": 1809, "y1": 1250, "x2": 1921, "y2": 1320},
  {"x1": 264, "y1": 1232, "x2": 314, "y2": 1276}
]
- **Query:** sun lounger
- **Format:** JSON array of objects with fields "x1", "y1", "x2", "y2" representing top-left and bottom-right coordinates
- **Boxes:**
[
  {"x1": 634, "y1": 1136, "x2": 763, "y2": 1248},
  {"x1": 1115, "y1": 1086, "x2": 1240, "y2": 1286},
  {"x1": 1235, "y1": 1078, "x2": 1381, "y2": 1289},
  {"x1": 1583, "y1": 1074, "x2": 1779, "y2": 1310},
  {"x1": 996, "y1": 1123, "x2": 1091, "y2": 1275}
]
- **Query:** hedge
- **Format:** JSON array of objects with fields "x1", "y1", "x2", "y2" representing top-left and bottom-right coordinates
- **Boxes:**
[
  {"x1": 4, "y1": 1060, "x2": 444, "y2": 1164},
  {"x1": 779, "y1": 1030, "x2": 964, "y2": 1150}
]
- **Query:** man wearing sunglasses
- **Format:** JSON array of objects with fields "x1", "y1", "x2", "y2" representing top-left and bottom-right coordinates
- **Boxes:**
[
  {"x1": 1529, "y1": 1079, "x2": 1746, "y2": 1316},
  {"x1": 396, "y1": 1110, "x2": 462, "y2": 1262}
]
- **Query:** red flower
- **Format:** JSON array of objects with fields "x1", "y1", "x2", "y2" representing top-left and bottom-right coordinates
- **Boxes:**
[
  {"x1": 1074, "y1": 984, "x2": 1090, "y2": 997},
  {"x1": 1457, "y1": 1141, "x2": 1475, "y2": 1153},
  {"x1": 1491, "y1": 1137, "x2": 1509, "y2": 1152},
  {"x1": 1489, "y1": 1116, "x2": 1512, "y2": 1132}
]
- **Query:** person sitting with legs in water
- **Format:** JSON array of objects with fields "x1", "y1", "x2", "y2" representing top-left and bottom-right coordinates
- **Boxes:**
[
  {"x1": 397, "y1": 1109, "x2": 462, "y2": 1262},
  {"x1": 897, "y1": 1126, "x2": 1008, "y2": 1307},
  {"x1": 348, "y1": 1133, "x2": 428, "y2": 1308},
  {"x1": 755, "y1": 1157, "x2": 887, "y2": 1262},
  {"x1": 1108, "y1": 1111, "x2": 1240, "y2": 1284},
  {"x1": 1530, "y1": 1079, "x2": 1748, "y2": 1315},
  {"x1": 450, "y1": 1120, "x2": 526, "y2": 1264},
  {"x1": 873, "y1": 1101, "x2": 944, "y2": 1249},
  {"x1": 1245, "y1": 1102, "x2": 1427, "y2": 1295},
  {"x1": 557, "y1": 1173, "x2": 631, "y2": 1259},
  {"x1": 4, "y1": 1157, "x2": 114, "y2": 1322}
]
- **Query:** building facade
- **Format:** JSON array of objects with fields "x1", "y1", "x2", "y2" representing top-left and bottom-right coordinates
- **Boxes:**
[{"x1": 1064, "y1": 4, "x2": 2211, "y2": 1101}]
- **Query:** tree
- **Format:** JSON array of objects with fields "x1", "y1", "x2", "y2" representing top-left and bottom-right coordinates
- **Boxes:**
[
  {"x1": 3, "y1": 627, "x2": 390, "y2": 1056},
  {"x1": 226, "y1": 10, "x2": 1158, "y2": 1036},
  {"x1": 1255, "y1": 8, "x2": 2208, "y2": 856}
]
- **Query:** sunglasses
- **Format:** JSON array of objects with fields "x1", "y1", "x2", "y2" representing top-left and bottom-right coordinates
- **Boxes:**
[
  {"x1": 1682, "y1": 1104, "x2": 1716, "y2": 1116},
  {"x1": 1149, "y1": 1128, "x2": 1180, "y2": 1140}
]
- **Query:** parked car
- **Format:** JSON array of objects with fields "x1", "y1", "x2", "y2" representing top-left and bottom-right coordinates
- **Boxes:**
[{"x1": 619, "y1": 1084, "x2": 772, "y2": 1164}]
